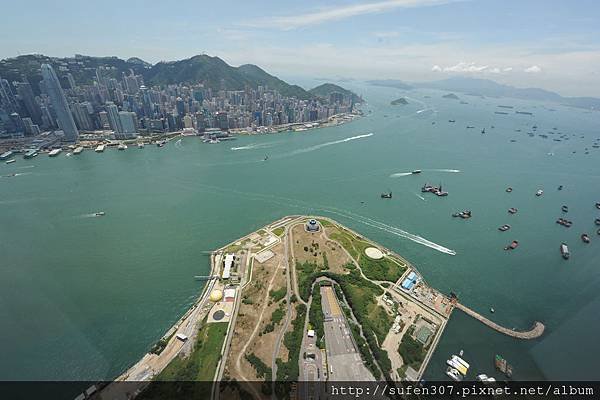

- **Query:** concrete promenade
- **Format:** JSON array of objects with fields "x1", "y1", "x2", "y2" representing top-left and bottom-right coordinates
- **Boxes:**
[{"x1": 455, "y1": 303, "x2": 545, "y2": 339}]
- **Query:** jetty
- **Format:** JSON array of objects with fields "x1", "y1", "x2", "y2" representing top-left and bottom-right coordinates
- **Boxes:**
[{"x1": 455, "y1": 303, "x2": 545, "y2": 339}]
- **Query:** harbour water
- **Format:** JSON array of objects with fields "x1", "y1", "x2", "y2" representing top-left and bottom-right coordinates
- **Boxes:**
[{"x1": 1, "y1": 84, "x2": 599, "y2": 380}]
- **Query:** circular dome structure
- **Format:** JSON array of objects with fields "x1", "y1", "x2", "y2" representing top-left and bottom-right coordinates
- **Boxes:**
[
  {"x1": 209, "y1": 289, "x2": 223, "y2": 302},
  {"x1": 364, "y1": 247, "x2": 384, "y2": 260},
  {"x1": 212, "y1": 310, "x2": 225, "y2": 321}
]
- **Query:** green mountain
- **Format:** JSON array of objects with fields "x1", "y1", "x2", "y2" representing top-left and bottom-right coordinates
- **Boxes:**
[
  {"x1": 308, "y1": 83, "x2": 363, "y2": 103},
  {"x1": 391, "y1": 97, "x2": 408, "y2": 105},
  {"x1": 237, "y1": 64, "x2": 313, "y2": 100}
]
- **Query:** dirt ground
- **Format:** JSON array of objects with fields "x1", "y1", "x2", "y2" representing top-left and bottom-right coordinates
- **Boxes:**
[
  {"x1": 224, "y1": 243, "x2": 287, "y2": 381},
  {"x1": 291, "y1": 223, "x2": 352, "y2": 275}
]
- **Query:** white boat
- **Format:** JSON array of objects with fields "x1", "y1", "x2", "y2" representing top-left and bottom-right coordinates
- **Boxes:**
[
  {"x1": 0, "y1": 150, "x2": 13, "y2": 160},
  {"x1": 5, "y1": 159, "x2": 16, "y2": 164},
  {"x1": 452, "y1": 355, "x2": 471, "y2": 370},
  {"x1": 476, "y1": 374, "x2": 488, "y2": 381},
  {"x1": 138, "y1": 143, "x2": 144, "y2": 149},
  {"x1": 446, "y1": 367, "x2": 463, "y2": 381},
  {"x1": 73, "y1": 146, "x2": 84, "y2": 155},
  {"x1": 536, "y1": 189, "x2": 544, "y2": 196},
  {"x1": 446, "y1": 358, "x2": 467, "y2": 376},
  {"x1": 117, "y1": 144, "x2": 128, "y2": 151},
  {"x1": 48, "y1": 148, "x2": 62, "y2": 157},
  {"x1": 95, "y1": 144, "x2": 105, "y2": 153}
]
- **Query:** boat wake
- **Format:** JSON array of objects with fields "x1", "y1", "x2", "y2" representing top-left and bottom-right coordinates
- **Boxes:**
[
  {"x1": 414, "y1": 193, "x2": 426, "y2": 201},
  {"x1": 231, "y1": 142, "x2": 277, "y2": 151},
  {"x1": 390, "y1": 172, "x2": 413, "y2": 178},
  {"x1": 426, "y1": 168, "x2": 461, "y2": 173},
  {"x1": 284, "y1": 133, "x2": 373, "y2": 157}
]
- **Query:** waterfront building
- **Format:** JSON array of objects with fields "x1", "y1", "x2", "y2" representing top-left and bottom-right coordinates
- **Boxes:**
[{"x1": 41, "y1": 64, "x2": 79, "y2": 142}]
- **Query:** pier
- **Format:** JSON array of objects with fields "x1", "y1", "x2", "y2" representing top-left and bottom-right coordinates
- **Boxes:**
[{"x1": 455, "y1": 303, "x2": 545, "y2": 339}]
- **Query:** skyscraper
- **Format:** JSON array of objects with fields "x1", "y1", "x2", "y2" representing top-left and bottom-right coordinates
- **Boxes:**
[
  {"x1": 41, "y1": 64, "x2": 79, "y2": 142},
  {"x1": 106, "y1": 102, "x2": 123, "y2": 134},
  {"x1": 15, "y1": 81, "x2": 42, "y2": 125}
]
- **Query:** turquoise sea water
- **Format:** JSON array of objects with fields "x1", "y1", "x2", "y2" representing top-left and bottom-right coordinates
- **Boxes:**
[{"x1": 1, "y1": 84, "x2": 599, "y2": 381}]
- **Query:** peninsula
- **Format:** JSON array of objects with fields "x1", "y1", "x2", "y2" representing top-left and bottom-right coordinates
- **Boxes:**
[{"x1": 92, "y1": 216, "x2": 544, "y2": 400}]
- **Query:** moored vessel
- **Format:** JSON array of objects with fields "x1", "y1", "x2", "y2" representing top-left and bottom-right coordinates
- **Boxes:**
[
  {"x1": 0, "y1": 150, "x2": 13, "y2": 160},
  {"x1": 73, "y1": 146, "x2": 84, "y2": 155},
  {"x1": 560, "y1": 243, "x2": 570, "y2": 259},
  {"x1": 23, "y1": 149, "x2": 38, "y2": 159},
  {"x1": 48, "y1": 148, "x2": 62, "y2": 157},
  {"x1": 95, "y1": 144, "x2": 105, "y2": 152}
]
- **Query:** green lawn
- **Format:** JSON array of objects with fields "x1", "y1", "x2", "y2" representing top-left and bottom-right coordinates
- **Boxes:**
[
  {"x1": 273, "y1": 226, "x2": 285, "y2": 237},
  {"x1": 155, "y1": 322, "x2": 228, "y2": 381}
]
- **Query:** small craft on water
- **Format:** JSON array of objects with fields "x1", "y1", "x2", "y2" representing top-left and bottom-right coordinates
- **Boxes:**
[
  {"x1": 95, "y1": 211, "x2": 105, "y2": 217},
  {"x1": 595, "y1": 218, "x2": 600, "y2": 226},
  {"x1": 508, "y1": 207, "x2": 518, "y2": 214},
  {"x1": 381, "y1": 192, "x2": 392, "y2": 199},
  {"x1": 560, "y1": 243, "x2": 570, "y2": 259},
  {"x1": 561, "y1": 205, "x2": 568, "y2": 213},
  {"x1": 498, "y1": 224, "x2": 511, "y2": 232},
  {"x1": 581, "y1": 234, "x2": 590, "y2": 243},
  {"x1": 596, "y1": 202, "x2": 600, "y2": 210},
  {"x1": 558, "y1": 185, "x2": 563, "y2": 190},
  {"x1": 505, "y1": 187, "x2": 513, "y2": 193},
  {"x1": 556, "y1": 218, "x2": 573, "y2": 228},
  {"x1": 452, "y1": 210, "x2": 472, "y2": 219},
  {"x1": 504, "y1": 240, "x2": 519, "y2": 251},
  {"x1": 535, "y1": 189, "x2": 544, "y2": 196}
]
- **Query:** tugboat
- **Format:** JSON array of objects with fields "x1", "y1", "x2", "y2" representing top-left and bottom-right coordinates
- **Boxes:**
[
  {"x1": 535, "y1": 189, "x2": 544, "y2": 196},
  {"x1": 581, "y1": 234, "x2": 590, "y2": 243},
  {"x1": 561, "y1": 205, "x2": 569, "y2": 213},
  {"x1": 560, "y1": 243, "x2": 570, "y2": 259},
  {"x1": 505, "y1": 187, "x2": 513, "y2": 193},
  {"x1": 381, "y1": 191, "x2": 392, "y2": 199},
  {"x1": 498, "y1": 224, "x2": 511, "y2": 232},
  {"x1": 508, "y1": 207, "x2": 518, "y2": 214},
  {"x1": 504, "y1": 240, "x2": 519, "y2": 250}
]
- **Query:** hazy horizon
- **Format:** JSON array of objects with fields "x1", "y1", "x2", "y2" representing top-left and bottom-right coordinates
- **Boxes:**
[{"x1": 1, "y1": 0, "x2": 599, "y2": 97}]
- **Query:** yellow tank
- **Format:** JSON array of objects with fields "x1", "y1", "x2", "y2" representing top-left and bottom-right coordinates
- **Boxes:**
[{"x1": 209, "y1": 289, "x2": 223, "y2": 302}]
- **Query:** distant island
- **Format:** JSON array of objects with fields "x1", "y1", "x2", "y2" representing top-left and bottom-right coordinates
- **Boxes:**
[
  {"x1": 442, "y1": 93, "x2": 460, "y2": 100},
  {"x1": 391, "y1": 97, "x2": 409, "y2": 105},
  {"x1": 367, "y1": 77, "x2": 600, "y2": 111}
]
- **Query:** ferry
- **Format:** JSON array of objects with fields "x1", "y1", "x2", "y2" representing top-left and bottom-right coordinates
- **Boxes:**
[
  {"x1": 535, "y1": 189, "x2": 544, "y2": 196},
  {"x1": 5, "y1": 159, "x2": 16, "y2": 164},
  {"x1": 23, "y1": 149, "x2": 38, "y2": 159},
  {"x1": 117, "y1": 143, "x2": 128, "y2": 151},
  {"x1": 95, "y1": 144, "x2": 105, "y2": 152},
  {"x1": 0, "y1": 150, "x2": 13, "y2": 160},
  {"x1": 73, "y1": 146, "x2": 84, "y2": 155},
  {"x1": 446, "y1": 367, "x2": 463, "y2": 381},
  {"x1": 411, "y1": 169, "x2": 422, "y2": 174},
  {"x1": 581, "y1": 234, "x2": 590, "y2": 244},
  {"x1": 560, "y1": 243, "x2": 570, "y2": 259},
  {"x1": 48, "y1": 148, "x2": 62, "y2": 157}
]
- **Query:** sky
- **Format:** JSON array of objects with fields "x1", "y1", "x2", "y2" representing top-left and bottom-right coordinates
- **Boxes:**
[{"x1": 1, "y1": 0, "x2": 599, "y2": 96}]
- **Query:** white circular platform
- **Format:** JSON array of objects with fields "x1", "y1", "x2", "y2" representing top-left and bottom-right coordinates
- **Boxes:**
[{"x1": 365, "y1": 247, "x2": 384, "y2": 260}]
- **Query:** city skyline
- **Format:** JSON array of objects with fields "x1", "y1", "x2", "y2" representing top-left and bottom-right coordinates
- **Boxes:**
[{"x1": 1, "y1": 0, "x2": 599, "y2": 96}]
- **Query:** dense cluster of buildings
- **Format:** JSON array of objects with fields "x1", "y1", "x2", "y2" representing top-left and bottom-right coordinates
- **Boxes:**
[{"x1": 0, "y1": 59, "x2": 358, "y2": 146}]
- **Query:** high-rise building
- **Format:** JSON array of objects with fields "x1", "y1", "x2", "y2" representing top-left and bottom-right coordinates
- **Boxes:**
[
  {"x1": 119, "y1": 111, "x2": 137, "y2": 137},
  {"x1": 106, "y1": 102, "x2": 123, "y2": 134},
  {"x1": 15, "y1": 81, "x2": 42, "y2": 125},
  {"x1": 41, "y1": 64, "x2": 79, "y2": 141}
]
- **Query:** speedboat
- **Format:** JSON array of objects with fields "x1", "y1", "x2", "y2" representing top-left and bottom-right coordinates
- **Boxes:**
[
  {"x1": 504, "y1": 240, "x2": 519, "y2": 250},
  {"x1": 498, "y1": 224, "x2": 511, "y2": 232},
  {"x1": 5, "y1": 159, "x2": 15, "y2": 164},
  {"x1": 535, "y1": 189, "x2": 544, "y2": 196},
  {"x1": 446, "y1": 367, "x2": 463, "y2": 382},
  {"x1": 411, "y1": 170, "x2": 422, "y2": 174},
  {"x1": 561, "y1": 205, "x2": 568, "y2": 213},
  {"x1": 381, "y1": 192, "x2": 392, "y2": 199},
  {"x1": 506, "y1": 187, "x2": 513, "y2": 193},
  {"x1": 448, "y1": 119, "x2": 456, "y2": 123},
  {"x1": 508, "y1": 207, "x2": 518, "y2": 214},
  {"x1": 117, "y1": 143, "x2": 127, "y2": 150},
  {"x1": 581, "y1": 234, "x2": 590, "y2": 243},
  {"x1": 95, "y1": 211, "x2": 105, "y2": 217}
]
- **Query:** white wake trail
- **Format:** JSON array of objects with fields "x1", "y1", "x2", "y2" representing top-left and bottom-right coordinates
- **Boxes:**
[
  {"x1": 390, "y1": 172, "x2": 412, "y2": 178},
  {"x1": 284, "y1": 133, "x2": 373, "y2": 156}
]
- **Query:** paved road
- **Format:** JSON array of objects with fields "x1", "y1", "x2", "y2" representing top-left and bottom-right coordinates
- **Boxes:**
[{"x1": 321, "y1": 286, "x2": 375, "y2": 381}]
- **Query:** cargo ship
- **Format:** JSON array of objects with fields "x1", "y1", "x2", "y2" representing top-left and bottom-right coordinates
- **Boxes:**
[{"x1": 495, "y1": 355, "x2": 513, "y2": 377}]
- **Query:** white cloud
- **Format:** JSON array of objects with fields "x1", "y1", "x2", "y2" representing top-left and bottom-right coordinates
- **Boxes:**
[
  {"x1": 489, "y1": 67, "x2": 501, "y2": 74},
  {"x1": 374, "y1": 31, "x2": 400, "y2": 38},
  {"x1": 524, "y1": 65, "x2": 542, "y2": 73},
  {"x1": 443, "y1": 61, "x2": 489, "y2": 72},
  {"x1": 245, "y1": 0, "x2": 458, "y2": 30},
  {"x1": 431, "y1": 65, "x2": 442, "y2": 72},
  {"x1": 503, "y1": 67, "x2": 513, "y2": 72}
]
